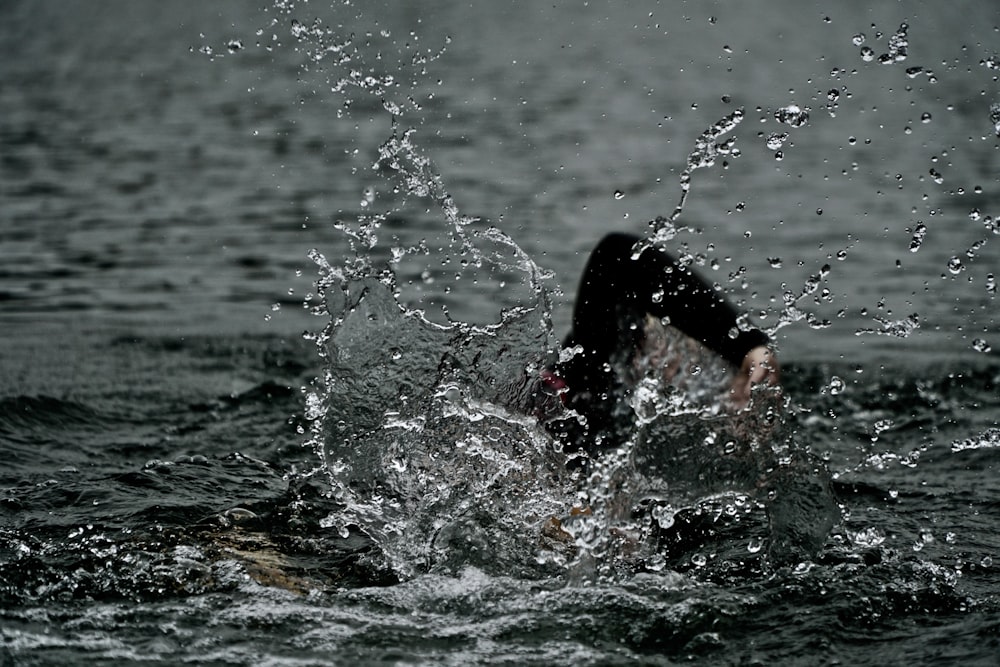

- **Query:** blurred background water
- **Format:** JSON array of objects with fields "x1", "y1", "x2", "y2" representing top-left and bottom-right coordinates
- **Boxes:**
[{"x1": 2, "y1": 1, "x2": 1000, "y2": 665}]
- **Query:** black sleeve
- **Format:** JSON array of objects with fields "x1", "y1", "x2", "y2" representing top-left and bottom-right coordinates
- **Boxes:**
[{"x1": 558, "y1": 232, "x2": 768, "y2": 395}]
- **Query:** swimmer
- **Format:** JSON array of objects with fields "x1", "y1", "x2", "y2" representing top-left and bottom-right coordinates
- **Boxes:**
[{"x1": 542, "y1": 232, "x2": 779, "y2": 454}]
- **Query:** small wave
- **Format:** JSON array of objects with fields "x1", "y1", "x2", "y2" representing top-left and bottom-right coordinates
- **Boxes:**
[{"x1": 0, "y1": 395, "x2": 109, "y2": 431}]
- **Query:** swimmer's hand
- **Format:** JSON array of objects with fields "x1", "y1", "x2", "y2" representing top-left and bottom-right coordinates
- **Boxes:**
[{"x1": 731, "y1": 345, "x2": 780, "y2": 409}]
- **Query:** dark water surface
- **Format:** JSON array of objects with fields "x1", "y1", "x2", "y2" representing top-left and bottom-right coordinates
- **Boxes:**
[{"x1": 3, "y1": 1, "x2": 1000, "y2": 665}]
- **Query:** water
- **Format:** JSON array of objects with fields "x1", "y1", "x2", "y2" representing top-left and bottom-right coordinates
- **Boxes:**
[{"x1": 3, "y1": 1, "x2": 1000, "y2": 664}]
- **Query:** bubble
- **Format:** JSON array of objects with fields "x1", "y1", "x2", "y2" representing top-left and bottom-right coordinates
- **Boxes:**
[
  {"x1": 613, "y1": 190, "x2": 625, "y2": 200},
  {"x1": 929, "y1": 168, "x2": 944, "y2": 185},
  {"x1": 227, "y1": 39, "x2": 244, "y2": 54},
  {"x1": 852, "y1": 33, "x2": 866, "y2": 46},
  {"x1": 860, "y1": 46, "x2": 875, "y2": 62},
  {"x1": 921, "y1": 112, "x2": 932, "y2": 123},
  {"x1": 947, "y1": 256, "x2": 964, "y2": 274},
  {"x1": 768, "y1": 257, "x2": 783, "y2": 269},
  {"x1": 747, "y1": 537, "x2": 763, "y2": 554},
  {"x1": 990, "y1": 103, "x2": 1000, "y2": 137}
]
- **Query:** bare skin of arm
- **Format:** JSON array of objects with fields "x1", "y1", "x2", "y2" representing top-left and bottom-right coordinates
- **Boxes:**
[{"x1": 730, "y1": 345, "x2": 780, "y2": 410}]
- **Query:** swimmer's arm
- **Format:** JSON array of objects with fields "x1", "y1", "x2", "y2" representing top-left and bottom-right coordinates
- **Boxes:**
[{"x1": 730, "y1": 345, "x2": 780, "y2": 409}]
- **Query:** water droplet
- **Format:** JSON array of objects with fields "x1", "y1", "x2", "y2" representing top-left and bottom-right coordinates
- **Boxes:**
[
  {"x1": 929, "y1": 168, "x2": 944, "y2": 185},
  {"x1": 747, "y1": 537, "x2": 763, "y2": 554},
  {"x1": 909, "y1": 222, "x2": 927, "y2": 252},
  {"x1": 828, "y1": 376, "x2": 845, "y2": 395},
  {"x1": 851, "y1": 527, "x2": 885, "y2": 547},
  {"x1": 774, "y1": 104, "x2": 809, "y2": 128},
  {"x1": 972, "y1": 338, "x2": 992, "y2": 353},
  {"x1": 860, "y1": 46, "x2": 875, "y2": 62},
  {"x1": 768, "y1": 257, "x2": 783, "y2": 269},
  {"x1": 646, "y1": 553, "x2": 667, "y2": 572},
  {"x1": 921, "y1": 112, "x2": 932, "y2": 123},
  {"x1": 765, "y1": 132, "x2": 789, "y2": 150}
]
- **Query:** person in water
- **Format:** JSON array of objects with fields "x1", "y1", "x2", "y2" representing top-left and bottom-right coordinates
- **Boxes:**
[{"x1": 541, "y1": 232, "x2": 779, "y2": 455}]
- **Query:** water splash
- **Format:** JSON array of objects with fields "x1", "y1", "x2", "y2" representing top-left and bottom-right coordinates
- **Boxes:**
[
  {"x1": 951, "y1": 427, "x2": 1000, "y2": 452},
  {"x1": 855, "y1": 314, "x2": 920, "y2": 338},
  {"x1": 634, "y1": 108, "x2": 745, "y2": 257}
]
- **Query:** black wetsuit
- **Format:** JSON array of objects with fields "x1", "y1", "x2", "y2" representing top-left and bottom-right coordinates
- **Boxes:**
[{"x1": 550, "y1": 232, "x2": 769, "y2": 454}]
